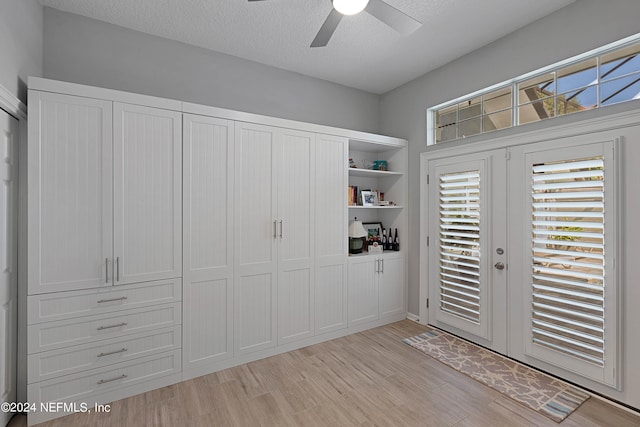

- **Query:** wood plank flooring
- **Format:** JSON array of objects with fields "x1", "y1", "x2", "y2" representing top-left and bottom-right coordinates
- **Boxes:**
[{"x1": 9, "y1": 320, "x2": 640, "y2": 426}]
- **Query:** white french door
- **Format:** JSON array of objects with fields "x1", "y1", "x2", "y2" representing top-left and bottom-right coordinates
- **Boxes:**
[
  {"x1": 426, "y1": 150, "x2": 507, "y2": 353},
  {"x1": 423, "y1": 132, "x2": 620, "y2": 388},
  {"x1": 509, "y1": 134, "x2": 619, "y2": 388}
]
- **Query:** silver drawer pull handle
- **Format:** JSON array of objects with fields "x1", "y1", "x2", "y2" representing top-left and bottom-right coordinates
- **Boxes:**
[
  {"x1": 97, "y1": 374, "x2": 127, "y2": 385},
  {"x1": 97, "y1": 296, "x2": 128, "y2": 304},
  {"x1": 97, "y1": 322, "x2": 127, "y2": 331},
  {"x1": 97, "y1": 348, "x2": 128, "y2": 358}
]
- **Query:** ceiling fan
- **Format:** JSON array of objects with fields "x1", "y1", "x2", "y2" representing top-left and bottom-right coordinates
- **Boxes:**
[{"x1": 248, "y1": 0, "x2": 421, "y2": 47}]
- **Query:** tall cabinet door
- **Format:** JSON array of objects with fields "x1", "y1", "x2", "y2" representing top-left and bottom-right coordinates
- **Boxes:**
[
  {"x1": 183, "y1": 114, "x2": 234, "y2": 374},
  {"x1": 234, "y1": 122, "x2": 278, "y2": 355},
  {"x1": 28, "y1": 92, "x2": 113, "y2": 294},
  {"x1": 315, "y1": 135, "x2": 348, "y2": 334},
  {"x1": 426, "y1": 149, "x2": 507, "y2": 353},
  {"x1": 277, "y1": 129, "x2": 315, "y2": 344},
  {"x1": 113, "y1": 103, "x2": 182, "y2": 285}
]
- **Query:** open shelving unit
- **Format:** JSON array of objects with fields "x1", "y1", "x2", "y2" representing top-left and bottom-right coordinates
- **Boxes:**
[{"x1": 347, "y1": 138, "x2": 408, "y2": 256}]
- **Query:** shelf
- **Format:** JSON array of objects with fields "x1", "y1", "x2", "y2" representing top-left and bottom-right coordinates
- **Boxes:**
[
  {"x1": 349, "y1": 139, "x2": 406, "y2": 152},
  {"x1": 348, "y1": 168, "x2": 403, "y2": 178},
  {"x1": 348, "y1": 205, "x2": 403, "y2": 210},
  {"x1": 348, "y1": 251, "x2": 403, "y2": 258}
]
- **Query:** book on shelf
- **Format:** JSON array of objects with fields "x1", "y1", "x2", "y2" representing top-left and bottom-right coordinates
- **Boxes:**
[{"x1": 348, "y1": 186, "x2": 358, "y2": 206}]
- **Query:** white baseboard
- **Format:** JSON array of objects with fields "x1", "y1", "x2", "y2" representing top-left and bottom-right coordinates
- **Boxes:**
[{"x1": 406, "y1": 312, "x2": 420, "y2": 322}]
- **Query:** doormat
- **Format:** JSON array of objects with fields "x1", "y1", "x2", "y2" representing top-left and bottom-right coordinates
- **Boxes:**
[{"x1": 403, "y1": 329, "x2": 589, "y2": 422}]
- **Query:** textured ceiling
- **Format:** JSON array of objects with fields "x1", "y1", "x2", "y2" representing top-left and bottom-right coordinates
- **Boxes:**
[{"x1": 40, "y1": 0, "x2": 575, "y2": 94}]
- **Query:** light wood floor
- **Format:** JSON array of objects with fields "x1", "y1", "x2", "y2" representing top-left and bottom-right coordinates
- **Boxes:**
[{"x1": 9, "y1": 320, "x2": 640, "y2": 426}]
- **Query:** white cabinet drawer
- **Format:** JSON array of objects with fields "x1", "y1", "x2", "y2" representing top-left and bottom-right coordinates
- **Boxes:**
[
  {"x1": 28, "y1": 326, "x2": 181, "y2": 383},
  {"x1": 28, "y1": 303, "x2": 181, "y2": 354},
  {"x1": 28, "y1": 350, "x2": 181, "y2": 406},
  {"x1": 28, "y1": 279, "x2": 182, "y2": 324}
]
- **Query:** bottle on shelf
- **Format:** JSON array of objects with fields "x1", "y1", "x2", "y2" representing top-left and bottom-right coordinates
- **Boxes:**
[
  {"x1": 393, "y1": 228, "x2": 399, "y2": 251},
  {"x1": 381, "y1": 228, "x2": 387, "y2": 250}
]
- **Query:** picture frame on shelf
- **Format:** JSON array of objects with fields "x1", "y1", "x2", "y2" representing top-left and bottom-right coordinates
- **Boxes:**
[
  {"x1": 361, "y1": 190, "x2": 379, "y2": 206},
  {"x1": 362, "y1": 222, "x2": 383, "y2": 240}
]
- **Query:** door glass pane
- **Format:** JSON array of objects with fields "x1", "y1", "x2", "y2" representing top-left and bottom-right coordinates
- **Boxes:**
[
  {"x1": 601, "y1": 74, "x2": 640, "y2": 106},
  {"x1": 436, "y1": 105, "x2": 458, "y2": 143},
  {"x1": 557, "y1": 59, "x2": 597, "y2": 93},
  {"x1": 483, "y1": 110, "x2": 512, "y2": 132},
  {"x1": 459, "y1": 117, "x2": 482, "y2": 138},
  {"x1": 518, "y1": 98, "x2": 556, "y2": 125},
  {"x1": 483, "y1": 87, "x2": 512, "y2": 114},
  {"x1": 459, "y1": 97, "x2": 482, "y2": 120},
  {"x1": 600, "y1": 42, "x2": 640, "y2": 81},
  {"x1": 557, "y1": 86, "x2": 598, "y2": 116},
  {"x1": 519, "y1": 73, "x2": 555, "y2": 105}
]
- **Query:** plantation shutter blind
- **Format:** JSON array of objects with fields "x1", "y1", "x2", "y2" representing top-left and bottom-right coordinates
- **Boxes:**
[
  {"x1": 531, "y1": 157, "x2": 605, "y2": 366},
  {"x1": 439, "y1": 171, "x2": 482, "y2": 323}
]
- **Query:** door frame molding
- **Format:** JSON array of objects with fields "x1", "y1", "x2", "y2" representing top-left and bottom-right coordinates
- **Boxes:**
[{"x1": 0, "y1": 82, "x2": 27, "y2": 404}]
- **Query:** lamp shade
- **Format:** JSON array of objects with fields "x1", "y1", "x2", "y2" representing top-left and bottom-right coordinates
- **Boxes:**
[
  {"x1": 333, "y1": 0, "x2": 369, "y2": 16},
  {"x1": 348, "y1": 218, "x2": 368, "y2": 238}
]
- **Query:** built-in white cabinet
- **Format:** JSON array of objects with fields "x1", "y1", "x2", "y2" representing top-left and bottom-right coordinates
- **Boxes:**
[
  {"x1": 182, "y1": 114, "x2": 235, "y2": 376},
  {"x1": 348, "y1": 252, "x2": 405, "y2": 326},
  {"x1": 233, "y1": 123, "x2": 318, "y2": 352},
  {"x1": 347, "y1": 138, "x2": 407, "y2": 326},
  {"x1": 27, "y1": 84, "x2": 184, "y2": 425},
  {"x1": 25, "y1": 77, "x2": 408, "y2": 425},
  {"x1": 28, "y1": 93, "x2": 182, "y2": 295}
]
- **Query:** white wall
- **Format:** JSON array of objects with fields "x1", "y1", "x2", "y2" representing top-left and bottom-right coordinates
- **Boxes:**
[
  {"x1": 42, "y1": 7, "x2": 381, "y2": 134},
  {"x1": 0, "y1": 0, "x2": 42, "y2": 104},
  {"x1": 379, "y1": 0, "x2": 640, "y2": 317}
]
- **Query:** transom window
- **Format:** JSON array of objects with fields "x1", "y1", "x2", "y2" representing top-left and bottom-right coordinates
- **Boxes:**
[{"x1": 430, "y1": 35, "x2": 640, "y2": 144}]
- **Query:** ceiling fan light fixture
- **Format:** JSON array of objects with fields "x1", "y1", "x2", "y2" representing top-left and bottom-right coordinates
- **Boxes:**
[{"x1": 333, "y1": 0, "x2": 369, "y2": 16}]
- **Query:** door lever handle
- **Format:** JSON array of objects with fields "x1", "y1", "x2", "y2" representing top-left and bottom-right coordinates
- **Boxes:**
[{"x1": 494, "y1": 262, "x2": 505, "y2": 270}]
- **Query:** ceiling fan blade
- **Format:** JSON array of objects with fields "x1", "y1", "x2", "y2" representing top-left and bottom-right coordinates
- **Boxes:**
[
  {"x1": 365, "y1": 0, "x2": 421, "y2": 35},
  {"x1": 311, "y1": 8, "x2": 343, "y2": 48}
]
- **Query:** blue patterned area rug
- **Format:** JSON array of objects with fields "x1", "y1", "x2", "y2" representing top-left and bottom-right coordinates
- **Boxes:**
[{"x1": 403, "y1": 329, "x2": 589, "y2": 423}]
